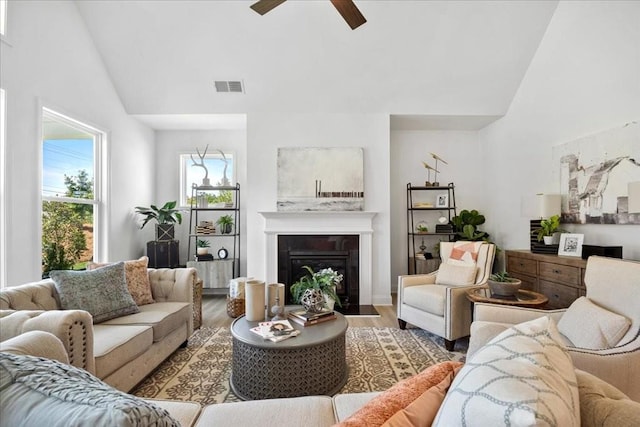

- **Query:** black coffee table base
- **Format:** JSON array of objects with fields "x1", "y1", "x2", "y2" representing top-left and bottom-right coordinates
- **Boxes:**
[{"x1": 230, "y1": 334, "x2": 348, "y2": 400}]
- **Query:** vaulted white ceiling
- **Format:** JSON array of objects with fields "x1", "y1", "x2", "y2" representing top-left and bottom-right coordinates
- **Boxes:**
[{"x1": 75, "y1": 0, "x2": 558, "y2": 129}]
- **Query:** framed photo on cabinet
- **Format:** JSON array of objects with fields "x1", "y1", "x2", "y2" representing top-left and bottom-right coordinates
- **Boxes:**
[{"x1": 558, "y1": 233, "x2": 584, "y2": 257}]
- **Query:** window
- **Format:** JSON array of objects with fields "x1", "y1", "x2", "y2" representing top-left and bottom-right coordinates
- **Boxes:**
[
  {"x1": 0, "y1": 0, "x2": 6, "y2": 37},
  {"x1": 179, "y1": 150, "x2": 234, "y2": 207},
  {"x1": 0, "y1": 88, "x2": 5, "y2": 287},
  {"x1": 41, "y1": 108, "x2": 106, "y2": 277}
]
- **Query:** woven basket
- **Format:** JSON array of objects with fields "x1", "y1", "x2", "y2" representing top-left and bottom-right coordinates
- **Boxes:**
[{"x1": 227, "y1": 297, "x2": 245, "y2": 318}]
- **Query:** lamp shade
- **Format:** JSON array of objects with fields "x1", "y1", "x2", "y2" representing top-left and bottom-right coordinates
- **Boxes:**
[{"x1": 538, "y1": 194, "x2": 561, "y2": 219}]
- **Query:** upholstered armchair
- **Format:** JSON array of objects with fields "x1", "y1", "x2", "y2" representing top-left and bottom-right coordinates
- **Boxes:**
[
  {"x1": 469, "y1": 256, "x2": 640, "y2": 402},
  {"x1": 397, "y1": 241, "x2": 496, "y2": 351}
]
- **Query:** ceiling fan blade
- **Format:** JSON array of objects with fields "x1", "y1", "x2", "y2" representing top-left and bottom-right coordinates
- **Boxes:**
[
  {"x1": 250, "y1": 0, "x2": 287, "y2": 16},
  {"x1": 330, "y1": 0, "x2": 367, "y2": 30}
]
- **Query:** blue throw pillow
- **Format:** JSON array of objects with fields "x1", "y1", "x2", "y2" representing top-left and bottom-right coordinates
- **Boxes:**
[
  {"x1": 50, "y1": 262, "x2": 139, "y2": 323},
  {"x1": 0, "y1": 352, "x2": 179, "y2": 426}
]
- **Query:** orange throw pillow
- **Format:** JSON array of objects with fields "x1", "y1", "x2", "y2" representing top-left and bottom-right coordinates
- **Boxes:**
[
  {"x1": 335, "y1": 361, "x2": 463, "y2": 427},
  {"x1": 87, "y1": 256, "x2": 154, "y2": 306}
]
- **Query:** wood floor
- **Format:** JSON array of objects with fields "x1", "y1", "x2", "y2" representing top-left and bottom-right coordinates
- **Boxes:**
[{"x1": 202, "y1": 294, "x2": 399, "y2": 328}]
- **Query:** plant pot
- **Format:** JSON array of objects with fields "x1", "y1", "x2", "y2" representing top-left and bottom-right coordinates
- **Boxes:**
[
  {"x1": 543, "y1": 236, "x2": 554, "y2": 245},
  {"x1": 197, "y1": 247, "x2": 209, "y2": 255},
  {"x1": 488, "y1": 278, "x2": 522, "y2": 297},
  {"x1": 221, "y1": 224, "x2": 233, "y2": 234},
  {"x1": 156, "y1": 224, "x2": 175, "y2": 241}
]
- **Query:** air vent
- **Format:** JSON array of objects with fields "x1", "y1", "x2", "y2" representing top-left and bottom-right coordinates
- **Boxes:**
[{"x1": 214, "y1": 80, "x2": 244, "y2": 93}]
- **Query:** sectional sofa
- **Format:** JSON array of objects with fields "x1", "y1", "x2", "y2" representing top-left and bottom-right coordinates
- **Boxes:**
[{"x1": 0, "y1": 265, "x2": 199, "y2": 392}]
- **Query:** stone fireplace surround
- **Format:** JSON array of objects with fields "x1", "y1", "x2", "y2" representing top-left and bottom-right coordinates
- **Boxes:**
[{"x1": 259, "y1": 211, "x2": 377, "y2": 306}]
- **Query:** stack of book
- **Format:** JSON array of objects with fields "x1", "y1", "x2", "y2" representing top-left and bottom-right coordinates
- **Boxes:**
[
  {"x1": 195, "y1": 254, "x2": 213, "y2": 261},
  {"x1": 288, "y1": 308, "x2": 336, "y2": 326},
  {"x1": 435, "y1": 224, "x2": 453, "y2": 233},
  {"x1": 195, "y1": 220, "x2": 216, "y2": 235},
  {"x1": 249, "y1": 320, "x2": 300, "y2": 342}
]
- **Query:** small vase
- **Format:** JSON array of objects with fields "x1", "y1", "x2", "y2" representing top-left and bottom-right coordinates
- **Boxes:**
[{"x1": 300, "y1": 288, "x2": 325, "y2": 313}]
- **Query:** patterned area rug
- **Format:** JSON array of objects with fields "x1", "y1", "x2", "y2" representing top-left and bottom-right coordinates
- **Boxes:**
[{"x1": 132, "y1": 327, "x2": 466, "y2": 405}]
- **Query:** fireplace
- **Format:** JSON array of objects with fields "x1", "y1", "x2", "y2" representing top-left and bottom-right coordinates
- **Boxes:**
[{"x1": 278, "y1": 235, "x2": 359, "y2": 309}]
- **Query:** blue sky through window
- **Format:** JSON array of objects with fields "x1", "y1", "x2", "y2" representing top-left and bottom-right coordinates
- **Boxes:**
[{"x1": 42, "y1": 139, "x2": 93, "y2": 197}]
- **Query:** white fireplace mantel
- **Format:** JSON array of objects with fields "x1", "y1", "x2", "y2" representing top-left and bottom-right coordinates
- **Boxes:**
[{"x1": 259, "y1": 211, "x2": 377, "y2": 305}]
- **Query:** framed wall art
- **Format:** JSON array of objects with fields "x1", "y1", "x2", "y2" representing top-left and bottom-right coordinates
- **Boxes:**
[
  {"x1": 435, "y1": 194, "x2": 449, "y2": 208},
  {"x1": 558, "y1": 233, "x2": 584, "y2": 257},
  {"x1": 277, "y1": 147, "x2": 364, "y2": 211}
]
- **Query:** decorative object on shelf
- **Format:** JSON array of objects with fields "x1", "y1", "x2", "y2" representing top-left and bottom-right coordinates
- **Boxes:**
[
  {"x1": 196, "y1": 239, "x2": 210, "y2": 255},
  {"x1": 217, "y1": 247, "x2": 228, "y2": 259},
  {"x1": 558, "y1": 233, "x2": 585, "y2": 257},
  {"x1": 430, "y1": 153, "x2": 448, "y2": 186},
  {"x1": 435, "y1": 194, "x2": 449, "y2": 208},
  {"x1": 438, "y1": 214, "x2": 448, "y2": 224},
  {"x1": 245, "y1": 279, "x2": 266, "y2": 321},
  {"x1": 421, "y1": 161, "x2": 439, "y2": 186},
  {"x1": 290, "y1": 265, "x2": 343, "y2": 312},
  {"x1": 416, "y1": 221, "x2": 428, "y2": 233},
  {"x1": 531, "y1": 214, "x2": 565, "y2": 245},
  {"x1": 190, "y1": 145, "x2": 213, "y2": 188},
  {"x1": 216, "y1": 214, "x2": 234, "y2": 234},
  {"x1": 134, "y1": 201, "x2": 183, "y2": 241},
  {"x1": 488, "y1": 271, "x2": 522, "y2": 297}
]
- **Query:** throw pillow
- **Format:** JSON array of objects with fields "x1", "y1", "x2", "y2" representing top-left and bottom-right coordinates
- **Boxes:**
[
  {"x1": 448, "y1": 241, "x2": 484, "y2": 265},
  {"x1": 435, "y1": 263, "x2": 477, "y2": 286},
  {"x1": 433, "y1": 316, "x2": 580, "y2": 427},
  {"x1": 87, "y1": 256, "x2": 155, "y2": 306},
  {"x1": 335, "y1": 361, "x2": 463, "y2": 427},
  {"x1": 50, "y1": 262, "x2": 139, "y2": 323},
  {"x1": 0, "y1": 352, "x2": 179, "y2": 427},
  {"x1": 557, "y1": 296, "x2": 631, "y2": 349}
]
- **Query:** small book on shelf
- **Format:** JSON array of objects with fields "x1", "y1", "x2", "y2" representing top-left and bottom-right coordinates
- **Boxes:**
[
  {"x1": 249, "y1": 320, "x2": 300, "y2": 342},
  {"x1": 288, "y1": 313, "x2": 336, "y2": 327},
  {"x1": 288, "y1": 308, "x2": 334, "y2": 322}
]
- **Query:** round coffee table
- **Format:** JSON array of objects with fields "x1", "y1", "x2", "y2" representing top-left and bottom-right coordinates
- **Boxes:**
[
  {"x1": 466, "y1": 286, "x2": 549, "y2": 308},
  {"x1": 230, "y1": 309, "x2": 348, "y2": 400}
]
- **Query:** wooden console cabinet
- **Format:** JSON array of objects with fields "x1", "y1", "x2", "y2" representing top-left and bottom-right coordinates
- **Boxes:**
[{"x1": 505, "y1": 250, "x2": 587, "y2": 309}]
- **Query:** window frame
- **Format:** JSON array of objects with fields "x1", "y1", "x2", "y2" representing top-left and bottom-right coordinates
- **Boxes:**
[
  {"x1": 179, "y1": 150, "x2": 235, "y2": 208},
  {"x1": 40, "y1": 107, "x2": 108, "y2": 267}
]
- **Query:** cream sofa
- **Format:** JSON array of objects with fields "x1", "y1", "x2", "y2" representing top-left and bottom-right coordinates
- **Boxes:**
[
  {"x1": 0, "y1": 267, "x2": 198, "y2": 392},
  {"x1": 2, "y1": 329, "x2": 639, "y2": 427}
]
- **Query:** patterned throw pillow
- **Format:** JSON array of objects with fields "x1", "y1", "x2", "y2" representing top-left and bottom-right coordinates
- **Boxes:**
[
  {"x1": 50, "y1": 262, "x2": 139, "y2": 323},
  {"x1": 433, "y1": 316, "x2": 580, "y2": 427},
  {"x1": 448, "y1": 241, "x2": 484, "y2": 265},
  {"x1": 0, "y1": 352, "x2": 179, "y2": 426},
  {"x1": 87, "y1": 256, "x2": 155, "y2": 306}
]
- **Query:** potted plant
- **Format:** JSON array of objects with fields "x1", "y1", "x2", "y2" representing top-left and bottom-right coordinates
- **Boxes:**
[
  {"x1": 216, "y1": 214, "x2": 234, "y2": 234},
  {"x1": 135, "y1": 201, "x2": 183, "y2": 241},
  {"x1": 531, "y1": 214, "x2": 565, "y2": 245},
  {"x1": 290, "y1": 266, "x2": 343, "y2": 312},
  {"x1": 196, "y1": 239, "x2": 210, "y2": 255},
  {"x1": 488, "y1": 271, "x2": 522, "y2": 297}
]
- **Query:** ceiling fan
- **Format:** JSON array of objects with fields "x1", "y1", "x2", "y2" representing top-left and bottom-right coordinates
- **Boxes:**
[{"x1": 250, "y1": 0, "x2": 367, "y2": 30}]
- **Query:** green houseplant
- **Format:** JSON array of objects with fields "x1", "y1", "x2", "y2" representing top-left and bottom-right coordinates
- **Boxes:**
[
  {"x1": 531, "y1": 214, "x2": 565, "y2": 244},
  {"x1": 134, "y1": 201, "x2": 183, "y2": 241},
  {"x1": 451, "y1": 209, "x2": 489, "y2": 241},
  {"x1": 488, "y1": 271, "x2": 522, "y2": 297},
  {"x1": 196, "y1": 239, "x2": 210, "y2": 255},
  {"x1": 216, "y1": 214, "x2": 234, "y2": 234},
  {"x1": 290, "y1": 266, "x2": 343, "y2": 312}
]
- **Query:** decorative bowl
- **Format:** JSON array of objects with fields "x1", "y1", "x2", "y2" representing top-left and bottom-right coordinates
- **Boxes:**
[{"x1": 488, "y1": 279, "x2": 522, "y2": 297}]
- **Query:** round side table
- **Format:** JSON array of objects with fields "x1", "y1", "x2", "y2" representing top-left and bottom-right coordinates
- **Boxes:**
[{"x1": 466, "y1": 286, "x2": 549, "y2": 308}]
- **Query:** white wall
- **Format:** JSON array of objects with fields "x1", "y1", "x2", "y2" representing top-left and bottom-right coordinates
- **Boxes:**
[
  {"x1": 480, "y1": 1, "x2": 640, "y2": 260},
  {"x1": 1, "y1": 1, "x2": 154, "y2": 285},
  {"x1": 389, "y1": 130, "x2": 485, "y2": 290},
  {"x1": 154, "y1": 129, "x2": 247, "y2": 271},
  {"x1": 245, "y1": 113, "x2": 392, "y2": 305}
]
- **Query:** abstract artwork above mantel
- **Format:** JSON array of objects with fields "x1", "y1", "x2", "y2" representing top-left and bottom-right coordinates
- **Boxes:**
[
  {"x1": 277, "y1": 147, "x2": 364, "y2": 211},
  {"x1": 552, "y1": 122, "x2": 640, "y2": 225}
]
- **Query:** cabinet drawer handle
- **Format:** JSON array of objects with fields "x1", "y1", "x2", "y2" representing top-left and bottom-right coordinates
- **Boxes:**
[{"x1": 553, "y1": 269, "x2": 561, "y2": 274}]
